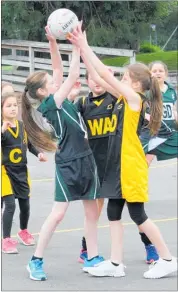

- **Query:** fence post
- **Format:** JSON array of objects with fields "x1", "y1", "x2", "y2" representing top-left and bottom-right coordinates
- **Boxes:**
[
  {"x1": 29, "y1": 46, "x2": 34, "y2": 73},
  {"x1": 11, "y1": 48, "x2": 16, "y2": 60},
  {"x1": 130, "y1": 51, "x2": 136, "y2": 64}
]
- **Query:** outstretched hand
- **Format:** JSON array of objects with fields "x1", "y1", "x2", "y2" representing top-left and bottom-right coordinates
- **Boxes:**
[
  {"x1": 45, "y1": 26, "x2": 56, "y2": 42},
  {"x1": 38, "y1": 152, "x2": 48, "y2": 162},
  {"x1": 67, "y1": 21, "x2": 88, "y2": 49}
]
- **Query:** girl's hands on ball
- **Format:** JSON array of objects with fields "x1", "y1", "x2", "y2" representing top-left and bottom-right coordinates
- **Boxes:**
[
  {"x1": 45, "y1": 26, "x2": 56, "y2": 42},
  {"x1": 67, "y1": 21, "x2": 88, "y2": 49}
]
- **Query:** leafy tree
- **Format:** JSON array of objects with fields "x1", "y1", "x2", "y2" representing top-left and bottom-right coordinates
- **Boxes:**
[{"x1": 1, "y1": 1, "x2": 177, "y2": 50}]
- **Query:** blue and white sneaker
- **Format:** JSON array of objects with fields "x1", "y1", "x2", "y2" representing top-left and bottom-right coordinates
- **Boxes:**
[
  {"x1": 27, "y1": 259, "x2": 47, "y2": 281},
  {"x1": 145, "y1": 244, "x2": 159, "y2": 264},
  {"x1": 83, "y1": 255, "x2": 105, "y2": 272}
]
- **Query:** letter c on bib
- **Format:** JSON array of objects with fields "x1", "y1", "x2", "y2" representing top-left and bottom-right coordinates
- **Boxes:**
[{"x1": 9, "y1": 148, "x2": 22, "y2": 163}]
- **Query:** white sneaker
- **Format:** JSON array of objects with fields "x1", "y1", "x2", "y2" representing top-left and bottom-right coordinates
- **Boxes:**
[
  {"x1": 87, "y1": 260, "x2": 126, "y2": 277},
  {"x1": 144, "y1": 257, "x2": 177, "y2": 279}
]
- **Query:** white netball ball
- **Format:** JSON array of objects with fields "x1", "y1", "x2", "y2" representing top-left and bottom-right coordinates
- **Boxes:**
[{"x1": 47, "y1": 8, "x2": 79, "y2": 40}]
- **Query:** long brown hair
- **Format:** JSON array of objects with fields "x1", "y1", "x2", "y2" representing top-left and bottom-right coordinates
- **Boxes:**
[
  {"x1": 128, "y1": 63, "x2": 163, "y2": 135},
  {"x1": 21, "y1": 71, "x2": 57, "y2": 152}
]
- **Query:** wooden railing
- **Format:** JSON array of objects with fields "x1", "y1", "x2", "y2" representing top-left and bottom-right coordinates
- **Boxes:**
[{"x1": 2, "y1": 39, "x2": 136, "y2": 93}]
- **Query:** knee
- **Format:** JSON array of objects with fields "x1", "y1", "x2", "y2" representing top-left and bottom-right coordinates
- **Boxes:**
[
  {"x1": 128, "y1": 204, "x2": 148, "y2": 225},
  {"x1": 53, "y1": 211, "x2": 65, "y2": 224},
  {"x1": 52, "y1": 202, "x2": 68, "y2": 223},
  {"x1": 107, "y1": 199, "x2": 122, "y2": 221},
  {"x1": 84, "y1": 200, "x2": 99, "y2": 222},
  {"x1": 21, "y1": 200, "x2": 30, "y2": 214},
  {"x1": 5, "y1": 199, "x2": 16, "y2": 214},
  {"x1": 85, "y1": 207, "x2": 98, "y2": 222}
]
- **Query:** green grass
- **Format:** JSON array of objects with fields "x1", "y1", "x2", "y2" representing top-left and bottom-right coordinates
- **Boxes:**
[
  {"x1": 103, "y1": 51, "x2": 178, "y2": 70},
  {"x1": 2, "y1": 65, "x2": 13, "y2": 71},
  {"x1": 2, "y1": 51, "x2": 177, "y2": 72}
]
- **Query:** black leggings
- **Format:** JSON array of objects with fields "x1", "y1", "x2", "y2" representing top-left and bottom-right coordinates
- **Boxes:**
[
  {"x1": 107, "y1": 199, "x2": 148, "y2": 225},
  {"x1": 2, "y1": 195, "x2": 30, "y2": 238}
]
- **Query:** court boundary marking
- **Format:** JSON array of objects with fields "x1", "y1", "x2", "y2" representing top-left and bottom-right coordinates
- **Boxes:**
[
  {"x1": 13, "y1": 161, "x2": 176, "y2": 238},
  {"x1": 11, "y1": 217, "x2": 177, "y2": 238}
]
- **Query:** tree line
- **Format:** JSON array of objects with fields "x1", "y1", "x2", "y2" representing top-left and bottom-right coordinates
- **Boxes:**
[{"x1": 2, "y1": 1, "x2": 177, "y2": 50}]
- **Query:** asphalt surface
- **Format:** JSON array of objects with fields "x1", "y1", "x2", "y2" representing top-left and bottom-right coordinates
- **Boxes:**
[{"x1": 1, "y1": 153, "x2": 177, "y2": 292}]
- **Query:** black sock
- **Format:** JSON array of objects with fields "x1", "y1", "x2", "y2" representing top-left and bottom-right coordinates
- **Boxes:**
[
  {"x1": 82, "y1": 236, "x2": 87, "y2": 251},
  {"x1": 88, "y1": 255, "x2": 99, "y2": 261},
  {"x1": 31, "y1": 255, "x2": 43, "y2": 261},
  {"x1": 163, "y1": 258, "x2": 172, "y2": 262},
  {"x1": 111, "y1": 262, "x2": 119, "y2": 266},
  {"x1": 139, "y1": 232, "x2": 152, "y2": 246}
]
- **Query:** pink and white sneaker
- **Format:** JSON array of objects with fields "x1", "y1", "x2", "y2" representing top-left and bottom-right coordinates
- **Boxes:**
[
  {"x1": 2, "y1": 237, "x2": 18, "y2": 254},
  {"x1": 17, "y1": 229, "x2": 35, "y2": 246}
]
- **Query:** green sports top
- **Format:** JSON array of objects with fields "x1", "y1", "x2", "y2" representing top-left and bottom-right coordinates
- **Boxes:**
[
  {"x1": 158, "y1": 82, "x2": 177, "y2": 137},
  {"x1": 37, "y1": 95, "x2": 92, "y2": 164}
]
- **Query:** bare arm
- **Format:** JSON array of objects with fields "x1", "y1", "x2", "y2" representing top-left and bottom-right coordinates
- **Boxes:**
[
  {"x1": 54, "y1": 46, "x2": 80, "y2": 108},
  {"x1": 67, "y1": 80, "x2": 81, "y2": 102},
  {"x1": 45, "y1": 26, "x2": 63, "y2": 90},
  {"x1": 80, "y1": 37, "x2": 118, "y2": 98},
  {"x1": 81, "y1": 46, "x2": 140, "y2": 110},
  {"x1": 68, "y1": 25, "x2": 141, "y2": 110}
]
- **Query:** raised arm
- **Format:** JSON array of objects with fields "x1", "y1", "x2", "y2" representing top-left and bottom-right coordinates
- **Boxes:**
[
  {"x1": 68, "y1": 24, "x2": 140, "y2": 110},
  {"x1": 54, "y1": 46, "x2": 80, "y2": 108},
  {"x1": 45, "y1": 26, "x2": 63, "y2": 90},
  {"x1": 67, "y1": 79, "x2": 81, "y2": 102},
  {"x1": 79, "y1": 34, "x2": 118, "y2": 98}
]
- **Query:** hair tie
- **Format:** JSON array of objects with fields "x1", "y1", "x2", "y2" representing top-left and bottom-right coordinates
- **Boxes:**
[{"x1": 24, "y1": 86, "x2": 28, "y2": 93}]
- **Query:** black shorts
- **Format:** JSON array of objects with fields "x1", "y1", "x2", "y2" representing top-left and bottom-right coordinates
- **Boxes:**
[{"x1": 54, "y1": 154, "x2": 100, "y2": 202}]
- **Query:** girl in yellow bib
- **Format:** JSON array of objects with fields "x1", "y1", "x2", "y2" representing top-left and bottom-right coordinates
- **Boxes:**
[
  {"x1": 67, "y1": 23, "x2": 177, "y2": 279},
  {"x1": 1, "y1": 93, "x2": 47, "y2": 254}
]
